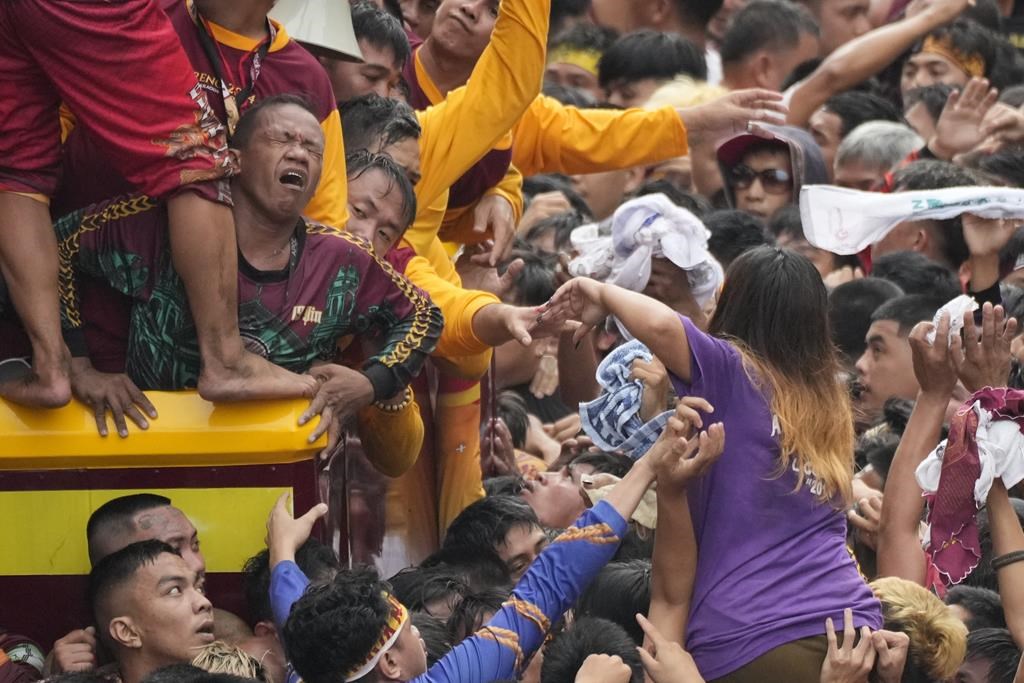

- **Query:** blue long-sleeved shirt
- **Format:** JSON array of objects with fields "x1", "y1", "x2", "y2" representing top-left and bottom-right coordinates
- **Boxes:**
[{"x1": 271, "y1": 500, "x2": 627, "y2": 683}]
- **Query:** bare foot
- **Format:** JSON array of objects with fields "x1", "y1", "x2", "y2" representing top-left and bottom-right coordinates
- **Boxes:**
[
  {"x1": 0, "y1": 356, "x2": 72, "y2": 408},
  {"x1": 197, "y1": 351, "x2": 317, "y2": 402}
]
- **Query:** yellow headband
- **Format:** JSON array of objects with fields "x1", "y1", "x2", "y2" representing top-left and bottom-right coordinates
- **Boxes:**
[
  {"x1": 920, "y1": 35, "x2": 986, "y2": 79},
  {"x1": 547, "y1": 46, "x2": 602, "y2": 77}
]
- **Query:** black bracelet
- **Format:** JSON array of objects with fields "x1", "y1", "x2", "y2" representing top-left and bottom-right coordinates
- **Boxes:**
[{"x1": 992, "y1": 550, "x2": 1024, "y2": 571}]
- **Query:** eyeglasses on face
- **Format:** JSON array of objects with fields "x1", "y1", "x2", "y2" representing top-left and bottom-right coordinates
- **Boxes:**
[{"x1": 728, "y1": 165, "x2": 792, "y2": 194}]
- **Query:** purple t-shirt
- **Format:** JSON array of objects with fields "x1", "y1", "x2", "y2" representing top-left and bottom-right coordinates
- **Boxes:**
[{"x1": 670, "y1": 317, "x2": 882, "y2": 679}]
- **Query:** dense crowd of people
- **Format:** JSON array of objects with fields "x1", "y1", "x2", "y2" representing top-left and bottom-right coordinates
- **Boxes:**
[{"x1": 5, "y1": 0, "x2": 1024, "y2": 681}]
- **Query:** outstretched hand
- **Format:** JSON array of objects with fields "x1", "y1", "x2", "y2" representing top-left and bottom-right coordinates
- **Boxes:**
[
  {"x1": 957, "y1": 303, "x2": 1017, "y2": 392},
  {"x1": 929, "y1": 78, "x2": 998, "y2": 160},
  {"x1": 645, "y1": 399, "x2": 724, "y2": 492},
  {"x1": 472, "y1": 194, "x2": 517, "y2": 266},
  {"x1": 266, "y1": 492, "x2": 329, "y2": 569},
  {"x1": 544, "y1": 278, "x2": 609, "y2": 345},
  {"x1": 678, "y1": 89, "x2": 787, "y2": 149}
]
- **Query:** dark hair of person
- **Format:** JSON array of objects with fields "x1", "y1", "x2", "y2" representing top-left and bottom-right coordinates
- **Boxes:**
[
  {"x1": 339, "y1": 94, "x2": 421, "y2": 154},
  {"x1": 243, "y1": 538, "x2": 340, "y2": 624},
  {"x1": 232, "y1": 94, "x2": 317, "y2": 149},
  {"x1": 420, "y1": 546, "x2": 513, "y2": 592},
  {"x1": 345, "y1": 150, "x2": 417, "y2": 230},
  {"x1": 570, "y1": 451, "x2": 634, "y2": 479},
  {"x1": 575, "y1": 560, "x2": 651, "y2": 645},
  {"x1": 914, "y1": 20, "x2": 1011, "y2": 89},
  {"x1": 781, "y1": 57, "x2": 823, "y2": 90},
  {"x1": 445, "y1": 587, "x2": 510, "y2": 643},
  {"x1": 891, "y1": 160, "x2": 981, "y2": 268},
  {"x1": 542, "y1": 82, "x2": 597, "y2": 107},
  {"x1": 634, "y1": 180, "x2": 713, "y2": 218},
  {"x1": 522, "y1": 174, "x2": 592, "y2": 219},
  {"x1": 48, "y1": 672, "x2": 121, "y2": 683},
  {"x1": 387, "y1": 564, "x2": 469, "y2": 616},
  {"x1": 496, "y1": 391, "x2": 530, "y2": 448},
  {"x1": 822, "y1": 91, "x2": 901, "y2": 138},
  {"x1": 141, "y1": 664, "x2": 254, "y2": 683},
  {"x1": 501, "y1": 249, "x2": 559, "y2": 307},
  {"x1": 964, "y1": 629, "x2": 1022, "y2": 683},
  {"x1": 704, "y1": 210, "x2": 774, "y2": 269},
  {"x1": 88, "y1": 540, "x2": 180, "y2": 645},
  {"x1": 828, "y1": 277, "x2": 905, "y2": 363},
  {"x1": 351, "y1": 0, "x2": 411, "y2": 70},
  {"x1": 541, "y1": 617, "x2": 645, "y2": 683},
  {"x1": 86, "y1": 494, "x2": 171, "y2": 552},
  {"x1": 550, "y1": 0, "x2": 590, "y2": 38},
  {"x1": 966, "y1": 498, "x2": 1024, "y2": 590},
  {"x1": 870, "y1": 294, "x2": 945, "y2": 336},
  {"x1": 869, "y1": 251, "x2": 960, "y2": 301},
  {"x1": 282, "y1": 566, "x2": 392, "y2": 683},
  {"x1": 674, "y1": 0, "x2": 726, "y2": 27},
  {"x1": 523, "y1": 212, "x2": 584, "y2": 255},
  {"x1": 999, "y1": 85, "x2": 1024, "y2": 108},
  {"x1": 483, "y1": 475, "x2": 526, "y2": 498},
  {"x1": 945, "y1": 586, "x2": 1007, "y2": 631},
  {"x1": 442, "y1": 495, "x2": 540, "y2": 554},
  {"x1": 550, "y1": 21, "x2": 619, "y2": 54},
  {"x1": 612, "y1": 524, "x2": 656, "y2": 562},
  {"x1": 903, "y1": 83, "x2": 957, "y2": 121},
  {"x1": 719, "y1": 0, "x2": 819, "y2": 67},
  {"x1": 598, "y1": 30, "x2": 707, "y2": 88},
  {"x1": 709, "y1": 246, "x2": 855, "y2": 502},
  {"x1": 410, "y1": 613, "x2": 452, "y2": 666},
  {"x1": 978, "y1": 146, "x2": 1024, "y2": 189},
  {"x1": 964, "y1": 0, "x2": 1002, "y2": 30}
]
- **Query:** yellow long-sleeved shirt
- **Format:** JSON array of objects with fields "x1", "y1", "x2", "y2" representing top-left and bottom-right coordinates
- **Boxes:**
[{"x1": 402, "y1": 0, "x2": 548, "y2": 263}]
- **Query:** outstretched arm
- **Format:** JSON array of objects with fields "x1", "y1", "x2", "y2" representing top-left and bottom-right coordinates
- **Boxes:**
[
  {"x1": 987, "y1": 480, "x2": 1024, "y2": 648},
  {"x1": 787, "y1": 0, "x2": 970, "y2": 126},
  {"x1": 546, "y1": 279, "x2": 694, "y2": 383},
  {"x1": 877, "y1": 314, "x2": 959, "y2": 583}
]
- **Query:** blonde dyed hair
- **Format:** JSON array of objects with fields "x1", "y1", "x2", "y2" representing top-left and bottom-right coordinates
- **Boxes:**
[
  {"x1": 742, "y1": 349, "x2": 855, "y2": 504},
  {"x1": 192, "y1": 640, "x2": 271, "y2": 683},
  {"x1": 871, "y1": 577, "x2": 968, "y2": 681}
]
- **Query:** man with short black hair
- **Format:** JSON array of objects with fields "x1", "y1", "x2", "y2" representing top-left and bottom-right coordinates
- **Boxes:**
[
  {"x1": 719, "y1": 0, "x2": 820, "y2": 91},
  {"x1": 808, "y1": 92, "x2": 901, "y2": 176},
  {"x1": 88, "y1": 540, "x2": 214, "y2": 683},
  {"x1": 441, "y1": 496, "x2": 547, "y2": 581},
  {"x1": 958, "y1": 629, "x2": 1022, "y2": 683},
  {"x1": 87, "y1": 495, "x2": 202, "y2": 574},
  {"x1": 855, "y1": 294, "x2": 945, "y2": 420},
  {"x1": 597, "y1": 30, "x2": 706, "y2": 107},
  {"x1": 320, "y1": 1, "x2": 411, "y2": 104}
]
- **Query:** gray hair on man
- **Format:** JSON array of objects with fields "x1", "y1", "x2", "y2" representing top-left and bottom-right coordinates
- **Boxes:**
[{"x1": 835, "y1": 121, "x2": 924, "y2": 172}]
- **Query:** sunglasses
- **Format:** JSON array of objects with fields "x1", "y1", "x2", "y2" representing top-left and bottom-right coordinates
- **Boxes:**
[{"x1": 729, "y1": 165, "x2": 792, "y2": 194}]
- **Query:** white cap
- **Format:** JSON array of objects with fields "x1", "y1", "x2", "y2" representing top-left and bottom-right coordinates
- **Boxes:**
[{"x1": 271, "y1": 0, "x2": 363, "y2": 62}]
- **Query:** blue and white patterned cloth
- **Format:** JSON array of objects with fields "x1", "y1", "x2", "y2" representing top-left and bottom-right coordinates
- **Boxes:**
[{"x1": 580, "y1": 340, "x2": 673, "y2": 460}]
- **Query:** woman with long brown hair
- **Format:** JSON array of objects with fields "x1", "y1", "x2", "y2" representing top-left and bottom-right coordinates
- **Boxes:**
[{"x1": 547, "y1": 246, "x2": 882, "y2": 682}]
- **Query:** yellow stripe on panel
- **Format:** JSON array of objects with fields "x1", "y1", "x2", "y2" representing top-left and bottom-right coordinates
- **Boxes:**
[{"x1": 0, "y1": 487, "x2": 289, "y2": 576}]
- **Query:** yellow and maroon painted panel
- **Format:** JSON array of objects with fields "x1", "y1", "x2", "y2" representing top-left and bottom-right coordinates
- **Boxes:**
[{"x1": 0, "y1": 392, "x2": 326, "y2": 649}]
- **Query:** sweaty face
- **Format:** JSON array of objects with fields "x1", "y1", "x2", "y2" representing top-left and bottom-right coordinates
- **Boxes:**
[
  {"x1": 401, "y1": 0, "x2": 440, "y2": 39},
  {"x1": 117, "y1": 553, "x2": 214, "y2": 663},
  {"x1": 497, "y1": 524, "x2": 549, "y2": 581},
  {"x1": 431, "y1": 0, "x2": 498, "y2": 62},
  {"x1": 854, "y1": 320, "x2": 920, "y2": 420},
  {"x1": 901, "y1": 51, "x2": 970, "y2": 98},
  {"x1": 321, "y1": 41, "x2": 403, "y2": 103},
  {"x1": 128, "y1": 506, "x2": 205, "y2": 578},
  {"x1": 346, "y1": 168, "x2": 408, "y2": 254},
  {"x1": 808, "y1": 108, "x2": 843, "y2": 177},
  {"x1": 235, "y1": 104, "x2": 325, "y2": 223},
  {"x1": 816, "y1": 0, "x2": 871, "y2": 54},
  {"x1": 604, "y1": 77, "x2": 665, "y2": 109},
  {"x1": 519, "y1": 471, "x2": 587, "y2": 528},
  {"x1": 834, "y1": 158, "x2": 884, "y2": 191},
  {"x1": 732, "y1": 148, "x2": 794, "y2": 220},
  {"x1": 380, "y1": 137, "x2": 423, "y2": 187},
  {"x1": 545, "y1": 62, "x2": 602, "y2": 102}
]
